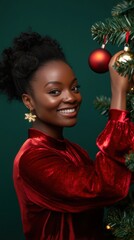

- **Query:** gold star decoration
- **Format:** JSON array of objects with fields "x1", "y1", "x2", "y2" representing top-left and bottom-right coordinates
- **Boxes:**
[{"x1": 24, "y1": 112, "x2": 36, "y2": 122}]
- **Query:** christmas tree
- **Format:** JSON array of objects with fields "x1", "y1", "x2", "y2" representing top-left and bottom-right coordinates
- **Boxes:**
[{"x1": 89, "y1": 0, "x2": 134, "y2": 239}]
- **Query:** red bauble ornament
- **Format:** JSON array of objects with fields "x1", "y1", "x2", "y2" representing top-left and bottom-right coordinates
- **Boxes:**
[{"x1": 88, "y1": 47, "x2": 112, "y2": 73}]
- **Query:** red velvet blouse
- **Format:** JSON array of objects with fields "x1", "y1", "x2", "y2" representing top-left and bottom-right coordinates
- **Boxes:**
[{"x1": 13, "y1": 109, "x2": 134, "y2": 240}]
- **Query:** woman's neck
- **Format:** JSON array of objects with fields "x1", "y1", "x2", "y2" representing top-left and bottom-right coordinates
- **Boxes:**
[{"x1": 32, "y1": 120, "x2": 64, "y2": 139}]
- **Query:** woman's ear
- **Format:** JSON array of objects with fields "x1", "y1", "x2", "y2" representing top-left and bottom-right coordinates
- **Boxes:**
[{"x1": 22, "y1": 93, "x2": 34, "y2": 110}]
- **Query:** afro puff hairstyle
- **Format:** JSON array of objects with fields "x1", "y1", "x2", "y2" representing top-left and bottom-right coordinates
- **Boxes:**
[{"x1": 0, "y1": 31, "x2": 66, "y2": 101}]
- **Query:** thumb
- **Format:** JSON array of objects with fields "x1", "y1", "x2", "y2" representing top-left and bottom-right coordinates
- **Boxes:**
[{"x1": 109, "y1": 50, "x2": 124, "y2": 68}]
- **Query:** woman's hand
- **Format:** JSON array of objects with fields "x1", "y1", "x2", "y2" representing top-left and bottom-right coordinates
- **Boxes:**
[{"x1": 109, "y1": 51, "x2": 129, "y2": 110}]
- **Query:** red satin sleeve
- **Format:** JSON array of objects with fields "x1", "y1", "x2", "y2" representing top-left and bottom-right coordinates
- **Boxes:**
[
  {"x1": 18, "y1": 109, "x2": 133, "y2": 213},
  {"x1": 97, "y1": 109, "x2": 133, "y2": 161}
]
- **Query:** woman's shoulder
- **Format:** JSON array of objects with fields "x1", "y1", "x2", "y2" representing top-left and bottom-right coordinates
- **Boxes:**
[{"x1": 65, "y1": 138, "x2": 90, "y2": 159}]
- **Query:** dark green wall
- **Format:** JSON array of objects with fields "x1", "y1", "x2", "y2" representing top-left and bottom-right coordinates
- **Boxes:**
[{"x1": 0, "y1": 0, "x2": 119, "y2": 239}]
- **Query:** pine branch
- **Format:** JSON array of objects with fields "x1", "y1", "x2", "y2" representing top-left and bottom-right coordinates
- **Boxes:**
[
  {"x1": 111, "y1": 0, "x2": 134, "y2": 16},
  {"x1": 113, "y1": 59, "x2": 134, "y2": 80},
  {"x1": 91, "y1": 15, "x2": 134, "y2": 46},
  {"x1": 93, "y1": 96, "x2": 110, "y2": 117},
  {"x1": 92, "y1": 3, "x2": 134, "y2": 239},
  {"x1": 105, "y1": 190, "x2": 134, "y2": 240},
  {"x1": 90, "y1": 0, "x2": 134, "y2": 79},
  {"x1": 94, "y1": 93, "x2": 134, "y2": 122},
  {"x1": 106, "y1": 206, "x2": 134, "y2": 239},
  {"x1": 126, "y1": 92, "x2": 134, "y2": 122}
]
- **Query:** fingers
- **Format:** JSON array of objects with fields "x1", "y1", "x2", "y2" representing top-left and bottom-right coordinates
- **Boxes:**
[
  {"x1": 109, "y1": 51, "x2": 129, "y2": 93},
  {"x1": 109, "y1": 50, "x2": 124, "y2": 69}
]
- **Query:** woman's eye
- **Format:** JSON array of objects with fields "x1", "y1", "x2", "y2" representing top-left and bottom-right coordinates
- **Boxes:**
[
  {"x1": 48, "y1": 89, "x2": 61, "y2": 95},
  {"x1": 72, "y1": 85, "x2": 80, "y2": 93}
]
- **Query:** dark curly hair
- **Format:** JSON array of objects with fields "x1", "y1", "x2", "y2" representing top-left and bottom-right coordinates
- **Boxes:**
[{"x1": 0, "y1": 31, "x2": 66, "y2": 101}]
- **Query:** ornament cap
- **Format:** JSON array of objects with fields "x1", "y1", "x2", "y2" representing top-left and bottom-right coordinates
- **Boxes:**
[
  {"x1": 124, "y1": 44, "x2": 130, "y2": 52},
  {"x1": 101, "y1": 43, "x2": 105, "y2": 49}
]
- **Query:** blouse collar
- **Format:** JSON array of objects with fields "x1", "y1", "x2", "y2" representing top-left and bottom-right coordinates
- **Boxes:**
[{"x1": 28, "y1": 128, "x2": 67, "y2": 150}]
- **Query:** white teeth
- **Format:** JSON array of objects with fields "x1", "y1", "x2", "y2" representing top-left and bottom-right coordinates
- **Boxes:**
[{"x1": 59, "y1": 108, "x2": 75, "y2": 113}]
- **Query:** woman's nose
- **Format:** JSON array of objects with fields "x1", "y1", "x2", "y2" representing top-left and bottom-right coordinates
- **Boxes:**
[{"x1": 63, "y1": 91, "x2": 77, "y2": 103}]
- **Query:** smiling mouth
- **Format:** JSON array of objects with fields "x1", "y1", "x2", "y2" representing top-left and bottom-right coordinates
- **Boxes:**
[
  {"x1": 58, "y1": 108, "x2": 76, "y2": 114},
  {"x1": 57, "y1": 107, "x2": 79, "y2": 117}
]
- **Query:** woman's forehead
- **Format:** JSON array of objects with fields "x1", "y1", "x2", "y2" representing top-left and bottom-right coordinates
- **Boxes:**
[{"x1": 32, "y1": 61, "x2": 76, "y2": 85}]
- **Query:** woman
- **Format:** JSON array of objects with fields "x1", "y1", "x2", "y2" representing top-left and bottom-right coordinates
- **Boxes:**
[{"x1": 0, "y1": 31, "x2": 133, "y2": 240}]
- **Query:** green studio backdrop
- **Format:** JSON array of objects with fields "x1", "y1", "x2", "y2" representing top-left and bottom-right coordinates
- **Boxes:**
[{"x1": 0, "y1": 0, "x2": 119, "y2": 239}]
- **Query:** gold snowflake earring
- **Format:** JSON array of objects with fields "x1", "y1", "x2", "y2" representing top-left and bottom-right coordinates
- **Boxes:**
[{"x1": 24, "y1": 109, "x2": 36, "y2": 122}]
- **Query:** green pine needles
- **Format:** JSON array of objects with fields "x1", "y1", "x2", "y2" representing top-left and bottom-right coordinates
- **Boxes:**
[
  {"x1": 106, "y1": 205, "x2": 134, "y2": 239},
  {"x1": 94, "y1": 96, "x2": 110, "y2": 117},
  {"x1": 91, "y1": 0, "x2": 134, "y2": 80},
  {"x1": 105, "y1": 190, "x2": 134, "y2": 240},
  {"x1": 111, "y1": 0, "x2": 134, "y2": 16},
  {"x1": 94, "y1": 92, "x2": 134, "y2": 122},
  {"x1": 91, "y1": 1, "x2": 134, "y2": 239},
  {"x1": 91, "y1": 0, "x2": 134, "y2": 46},
  {"x1": 113, "y1": 58, "x2": 134, "y2": 80},
  {"x1": 91, "y1": 16, "x2": 133, "y2": 46}
]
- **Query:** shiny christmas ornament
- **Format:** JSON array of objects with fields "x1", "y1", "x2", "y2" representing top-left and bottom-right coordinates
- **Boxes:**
[
  {"x1": 88, "y1": 44, "x2": 112, "y2": 73},
  {"x1": 116, "y1": 45, "x2": 134, "y2": 64}
]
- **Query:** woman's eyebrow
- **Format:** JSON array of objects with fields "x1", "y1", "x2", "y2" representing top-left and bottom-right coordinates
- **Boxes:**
[
  {"x1": 72, "y1": 77, "x2": 78, "y2": 83},
  {"x1": 44, "y1": 81, "x2": 62, "y2": 87},
  {"x1": 44, "y1": 78, "x2": 78, "y2": 87}
]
